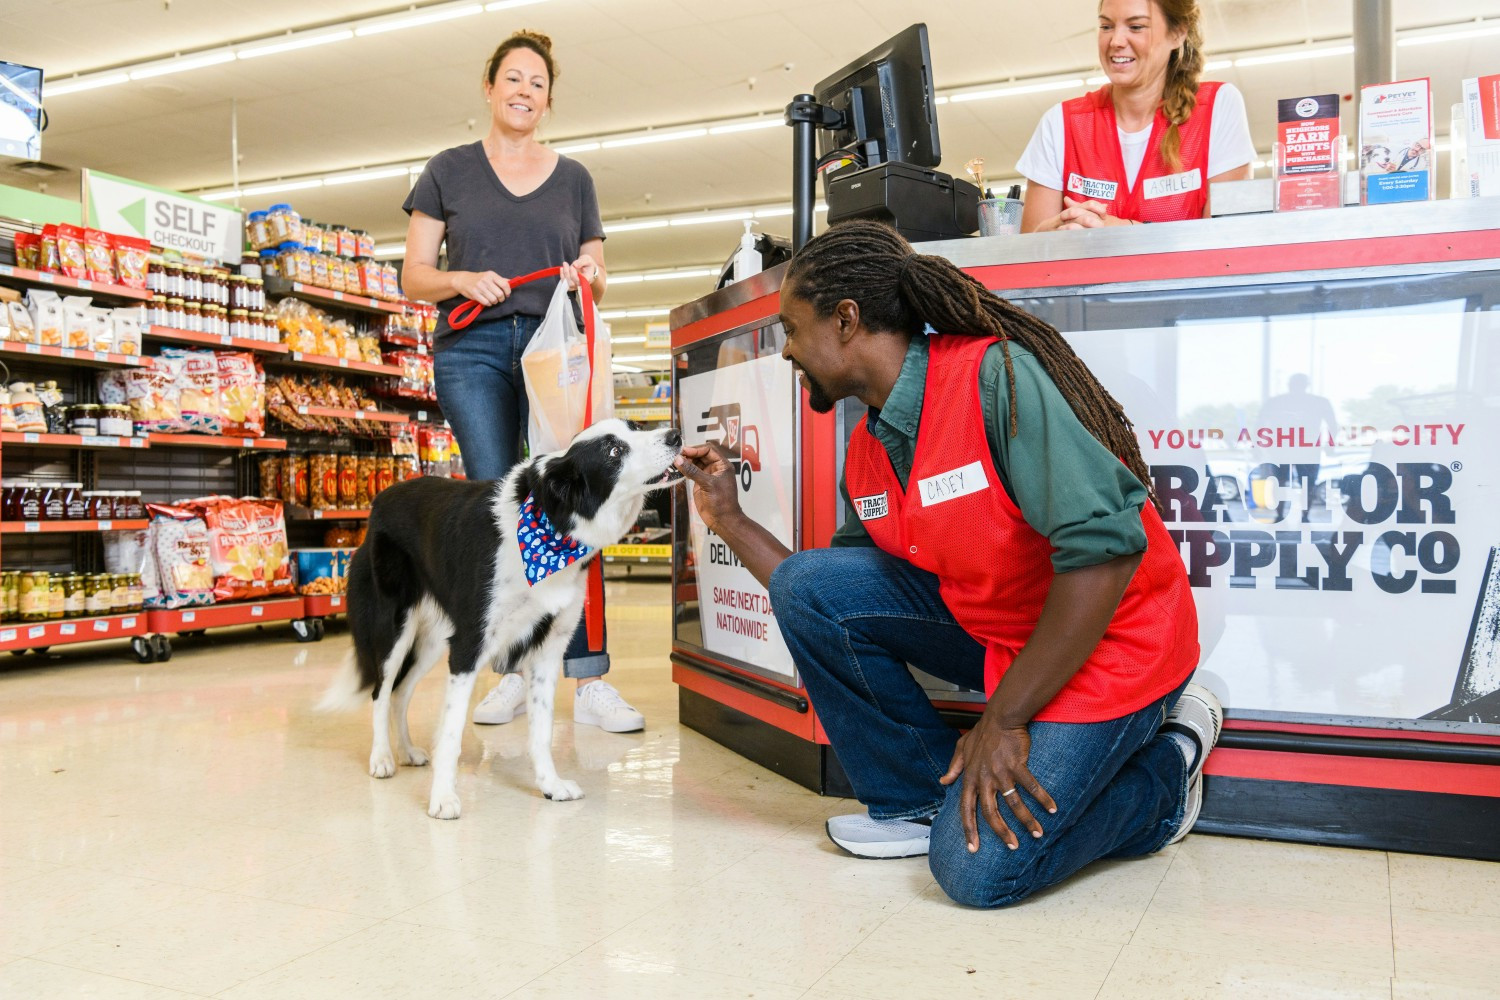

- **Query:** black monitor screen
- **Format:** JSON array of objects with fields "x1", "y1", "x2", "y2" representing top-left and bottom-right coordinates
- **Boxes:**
[
  {"x1": 813, "y1": 24, "x2": 940, "y2": 175},
  {"x1": 0, "y1": 61, "x2": 43, "y2": 160}
]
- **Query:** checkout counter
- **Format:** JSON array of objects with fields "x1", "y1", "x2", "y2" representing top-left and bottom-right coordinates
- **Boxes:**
[{"x1": 668, "y1": 197, "x2": 1500, "y2": 861}]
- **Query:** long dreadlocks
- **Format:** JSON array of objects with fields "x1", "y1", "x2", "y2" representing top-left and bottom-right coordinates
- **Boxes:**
[{"x1": 784, "y1": 220, "x2": 1158, "y2": 511}]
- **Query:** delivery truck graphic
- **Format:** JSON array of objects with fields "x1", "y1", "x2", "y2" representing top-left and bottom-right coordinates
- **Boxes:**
[{"x1": 695, "y1": 402, "x2": 761, "y2": 491}]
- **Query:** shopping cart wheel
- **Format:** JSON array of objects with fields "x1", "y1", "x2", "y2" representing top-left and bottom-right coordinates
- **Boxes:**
[
  {"x1": 292, "y1": 618, "x2": 317, "y2": 643},
  {"x1": 130, "y1": 636, "x2": 154, "y2": 663},
  {"x1": 152, "y1": 635, "x2": 172, "y2": 662},
  {"x1": 311, "y1": 618, "x2": 326, "y2": 641}
]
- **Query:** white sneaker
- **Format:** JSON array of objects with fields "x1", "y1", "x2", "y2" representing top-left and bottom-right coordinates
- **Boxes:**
[
  {"x1": 472, "y1": 672, "x2": 526, "y2": 725},
  {"x1": 573, "y1": 680, "x2": 645, "y2": 733},
  {"x1": 826, "y1": 811, "x2": 934, "y2": 859},
  {"x1": 1165, "y1": 682, "x2": 1224, "y2": 845}
]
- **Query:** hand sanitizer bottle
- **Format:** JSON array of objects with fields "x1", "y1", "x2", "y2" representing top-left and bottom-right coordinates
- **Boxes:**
[{"x1": 732, "y1": 222, "x2": 761, "y2": 282}]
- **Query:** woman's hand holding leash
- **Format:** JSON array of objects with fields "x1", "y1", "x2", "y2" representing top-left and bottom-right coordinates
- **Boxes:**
[
  {"x1": 560, "y1": 254, "x2": 600, "y2": 292},
  {"x1": 451, "y1": 270, "x2": 513, "y2": 306}
]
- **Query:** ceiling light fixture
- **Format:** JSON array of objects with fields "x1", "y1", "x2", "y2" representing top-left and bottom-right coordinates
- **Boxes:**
[
  {"x1": 601, "y1": 128, "x2": 710, "y2": 149},
  {"x1": 1397, "y1": 20, "x2": 1500, "y2": 47},
  {"x1": 45, "y1": 72, "x2": 131, "y2": 96},
  {"x1": 947, "y1": 78, "x2": 1085, "y2": 103},
  {"x1": 237, "y1": 30, "x2": 354, "y2": 59},
  {"x1": 323, "y1": 165, "x2": 414, "y2": 186},
  {"x1": 353, "y1": 3, "x2": 484, "y2": 37},
  {"x1": 1233, "y1": 44, "x2": 1354, "y2": 68},
  {"x1": 129, "y1": 51, "x2": 236, "y2": 80},
  {"x1": 707, "y1": 118, "x2": 785, "y2": 135}
]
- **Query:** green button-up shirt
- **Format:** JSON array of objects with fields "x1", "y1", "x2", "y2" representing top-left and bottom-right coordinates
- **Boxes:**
[{"x1": 830, "y1": 335, "x2": 1149, "y2": 572}]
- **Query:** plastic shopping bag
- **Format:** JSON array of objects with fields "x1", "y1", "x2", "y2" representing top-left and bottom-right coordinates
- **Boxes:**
[{"x1": 522, "y1": 280, "x2": 591, "y2": 454}]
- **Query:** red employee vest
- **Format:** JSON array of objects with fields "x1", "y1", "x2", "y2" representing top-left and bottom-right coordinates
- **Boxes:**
[
  {"x1": 842, "y1": 334, "x2": 1200, "y2": 723},
  {"x1": 1061, "y1": 82, "x2": 1221, "y2": 223}
]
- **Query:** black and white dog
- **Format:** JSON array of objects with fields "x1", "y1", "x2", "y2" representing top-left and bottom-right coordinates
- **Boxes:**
[{"x1": 319, "y1": 419, "x2": 683, "y2": 819}]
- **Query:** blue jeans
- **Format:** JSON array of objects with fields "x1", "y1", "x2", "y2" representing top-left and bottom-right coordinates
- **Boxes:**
[
  {"x1": 435, "y1": 315, "x2": 608, "y2": 679},
  {"x1": 769, "y1": 546, "x2": 1192, "y2": 908}
]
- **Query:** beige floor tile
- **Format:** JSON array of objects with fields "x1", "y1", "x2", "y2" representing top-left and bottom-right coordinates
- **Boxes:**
[
  {"x1": 1392, "y1": 906, "x2": 1500, "y2": 987},
  {"x1": 504, "y1": 951, "x2": 805, "y2": 1000},
  {"x1": 1392, "y1": 980, "x2": 1500, "y2": 1000},
  {"x1": 593, "y1": 886, "x2": 889, "y2": 989},
  {"x1": 79, "y1": 820, "x2": 347, "y2": 891},
  {"x1": 1388, "y1": 852, "x2": 1500, "y2": 918},
  {"x1": 218, "y1": 920, "x2": 561, "y2": 1000},
  {"x1": 698, "y1": 833, "x2": 934, "y2": 912},
  {"x1": 1097, "y1": 944, "x2": 1392, "y2": 999},
  {"x1": 0, "y1": 958, "x2": 203, "y2": 998},
  {"x1": 0, "y1": 867, "x2": 205, "y2": 957},
  {"x1": 897, "y1": 854, "x2": 1170, "y2": 947},
  {"x1": 812, "y1": 905, "x2": 1122, "y2": 1000},
  {"x1": 1165, "y1": 834, "x2": 1391, "y2": 906},
  {"x1": 0, "y1": 854, "x2": 61, "y2": 886},
  {"x1": 1133, "y1": 880, "x2": 1395, "y2": 977},
  {"x1": 229, "y1": 842, "x2": 503, "y2": 919},
  {"x1": 32, "y1": 892, "x2": 374, "y2": 996}
]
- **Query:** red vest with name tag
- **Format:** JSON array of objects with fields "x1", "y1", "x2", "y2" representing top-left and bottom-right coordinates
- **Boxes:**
[
  {"x1": 1061, "y1": 82, "x2": 1220, "y2": 223},
  {"x1": 842, "y1": 334, "x2": 1199, "y2": 723}
]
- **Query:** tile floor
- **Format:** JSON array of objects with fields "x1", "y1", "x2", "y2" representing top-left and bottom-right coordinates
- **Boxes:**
[{"x1": 1, "y1": 575, "x2": 1496, "y2": 999}]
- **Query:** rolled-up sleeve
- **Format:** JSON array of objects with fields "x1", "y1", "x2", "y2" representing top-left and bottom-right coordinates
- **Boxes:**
[{"x1": 980, "y1": 343, "x2": 1148, "y2": 572}]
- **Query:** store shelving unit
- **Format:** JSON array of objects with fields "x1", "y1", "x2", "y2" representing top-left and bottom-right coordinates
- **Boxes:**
[
  {"x1": 143, "y1": 596, "x2": 309, "y2": 661},
  {"x1": 1, "y1": 432, "x2": 148, "y2": 450},
  {"x1": 1, "y1": 519, "x2": 149, "y2": 535},
  {"x1": 294, "y1": 406, "x2": 407, "y2": 424},
  {"x1": 0, "y1": 612, "x2": 149, "y2": 657},
  {"x1": 147, "y1": 433, "x2": 288, "y2": 450},
  {"x1": 145, "y1": 325, "x2": 290, "y2": 355},
  {"x1": 286, "y1": 506, "x2": 370, "y2": 520},
  {"x1": 0, "y1": 263, "x2": 152, "y2": 303},
  {"x1": 261, "y1": 277, "x2": 404, "y2": 315},
  {"x1": 278, "y1": 351, "x2": 404, "y2": 377},
  {"x1": 0, "y1": 342, "x2": 150, "y2": 369}
]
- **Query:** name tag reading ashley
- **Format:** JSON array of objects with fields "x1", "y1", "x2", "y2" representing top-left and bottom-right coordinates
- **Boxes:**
[
  {"x1": 919, "y1": 462, "x2": 989, "y2": 507},
  {"x1": 1143, "y1": 168, "x2": 1202, "y2": 200},
  {"x1": 1066, "y1": 173, "x2": 1119, "y2": 202}
]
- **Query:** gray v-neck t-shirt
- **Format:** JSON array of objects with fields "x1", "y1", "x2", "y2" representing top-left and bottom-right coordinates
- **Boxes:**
[{"x1": 403, "y1": 142, "x2": 604, "y2": 350}]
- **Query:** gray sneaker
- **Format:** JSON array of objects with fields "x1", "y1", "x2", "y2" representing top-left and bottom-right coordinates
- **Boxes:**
[
  {"x1": 826, "y1": 811, "x2": 935, "y2": 859},
  {"x1": 1164, "y1": 682, "x2": 1224, "y2": 845}
]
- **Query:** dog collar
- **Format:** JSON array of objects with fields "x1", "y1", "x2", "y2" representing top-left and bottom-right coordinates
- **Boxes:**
[{"x1": 517, "y1": 493, "x2": 594, "y2": 586}]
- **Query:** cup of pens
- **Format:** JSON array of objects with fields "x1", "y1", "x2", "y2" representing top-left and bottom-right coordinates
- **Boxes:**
[{"x1": 977, "y1": 197, "x2": 1023, "y2": 237}]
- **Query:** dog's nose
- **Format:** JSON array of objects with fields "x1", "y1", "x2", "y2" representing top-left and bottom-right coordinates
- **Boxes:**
[{"x1": 664, "y1": 428, "x2": 682, "y2": 448}]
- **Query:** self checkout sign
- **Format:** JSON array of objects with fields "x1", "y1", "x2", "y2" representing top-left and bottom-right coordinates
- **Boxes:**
[{"x1": 82, "y1": 169, "x2": 243, "y2": 265}]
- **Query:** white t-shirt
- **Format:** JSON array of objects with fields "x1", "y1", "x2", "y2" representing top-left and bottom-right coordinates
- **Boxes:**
[{"x1": 1015, "y1": 83, "x2": 1255, "y2": 191}]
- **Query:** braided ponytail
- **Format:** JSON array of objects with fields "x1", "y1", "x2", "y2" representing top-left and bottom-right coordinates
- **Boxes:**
[
  {"x1": 1155, "y1": 0, "x2": 1205, "y2": 173},
  {"x1": 786, "y1": 221, "x2": 1159, "y2": 510}
]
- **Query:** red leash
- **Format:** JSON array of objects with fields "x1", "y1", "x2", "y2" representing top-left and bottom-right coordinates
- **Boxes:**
[{"x1": 447, "y1": 266, "x2": 605, "y2": 651}]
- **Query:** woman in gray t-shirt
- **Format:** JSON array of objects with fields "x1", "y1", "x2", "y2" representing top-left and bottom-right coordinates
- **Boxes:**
[{"x1": 401, "y1": 29, "x2": 644, "y2": 735}]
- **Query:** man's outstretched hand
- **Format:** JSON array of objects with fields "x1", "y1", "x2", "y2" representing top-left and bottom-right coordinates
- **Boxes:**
[{"x1": 674, "y1": 443, "x2": 743, "y2": 532}]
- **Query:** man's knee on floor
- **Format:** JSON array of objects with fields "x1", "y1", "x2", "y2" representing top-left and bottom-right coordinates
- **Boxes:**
[{"x1": 928, "y1": 823, "x2": 1044, "y2": 909}]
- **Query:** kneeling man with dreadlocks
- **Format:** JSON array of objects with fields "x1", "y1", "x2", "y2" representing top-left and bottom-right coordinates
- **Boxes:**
[{"x1": 674, "y1": 221, "x2": 1220, "y2": 907}]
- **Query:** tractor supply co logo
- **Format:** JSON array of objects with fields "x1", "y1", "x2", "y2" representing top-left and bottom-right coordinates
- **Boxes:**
[
  {"x1": 1066, "y1": 173, "x2": 1119, "y2": 202},
  {"x1": 1296, "y1": 97, "x2": 1320, "y2": 118},
  {"x1": 695, "y1": 402, "x2": 761, "y2": 492},
  {"x1": 853, "y1": 491, "x2": 889, "y2": 521}
]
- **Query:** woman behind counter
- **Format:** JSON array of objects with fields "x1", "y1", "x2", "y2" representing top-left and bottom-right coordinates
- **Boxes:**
[
  {"x1": 400, "y1": 30, "x2": 646, "y2": 734},
  {"x1": 1018, "y1": 0, "x2": 1255, "y2": 231}
]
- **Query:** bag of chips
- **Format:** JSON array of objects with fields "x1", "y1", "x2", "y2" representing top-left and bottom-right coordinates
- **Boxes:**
[
  {"x1": 216, "y1": 352, "x2": 265, "y2": 438},
  {"x1": 162, "y1": 348, "x2": 223, "y2": 434},
  {"x1": 144, "y1": 503, "x2": 214, "y2": 609},
  {"x1": 125, "y1": 357, "x2": 186, "y2": 433}
]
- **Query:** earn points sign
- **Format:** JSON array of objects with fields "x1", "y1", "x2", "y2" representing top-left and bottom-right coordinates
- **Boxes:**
[{"x1": 83, "y1": 169, "x2": 243, "y2": 265}]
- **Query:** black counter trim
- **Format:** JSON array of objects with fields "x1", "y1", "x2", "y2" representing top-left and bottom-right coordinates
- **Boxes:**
[
  {"x1": 671, "y1": 650, "x2": 809, "y2": 714},
  {"x1": 1219, "y1": 730, "x2": 1500, "y2": 766}
]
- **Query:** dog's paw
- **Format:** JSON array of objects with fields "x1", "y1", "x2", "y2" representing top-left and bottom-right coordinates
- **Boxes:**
[
  {"x1": 399, "y1": 746, "x2": 429, "y2": 767},
  {"x1": 427, "y1": 792, "x2": 462, "y2": 820},
  {"x1": 540, "y1": 777, "x2": 584, "y2": 801},
  {"x1": 369, "y1": 751, "x2": 396, "y2": 779}
]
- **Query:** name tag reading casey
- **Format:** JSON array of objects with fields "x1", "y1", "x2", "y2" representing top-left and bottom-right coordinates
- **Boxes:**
[
  {"x1": 1143, "y1": 168, "x2": 1202, "y2": 200},
  {"x1": 918, "y1": 462, "x2": 989, "y2": 507}
]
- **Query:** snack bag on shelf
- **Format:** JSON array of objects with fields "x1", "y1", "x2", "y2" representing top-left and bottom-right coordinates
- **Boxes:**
[
  {"x1": 55, "y1": 224, "x2": 88, "y2": 279},
  {"x1": 83, "y1": 229, "x2": 115, "y2": 284},
  {"x1": 258, "y1": 454, "x2": 284, "y2": 502},
  {"x1": 87, "y1": 307, "x2": 115, "y2": 354},
  {"x1": 310, "y1": 453, "x2": 338, "y2": 510},
  {"x1": 144, "y1": 503, "x2": 214, "y2": 608},
  {"x1": 126, "y1": 357, "x2": 186, "y2": 433},
  {"x1": 161, "y1": 348, "x2": 223, "y2": 434},
  {"x1": 286, "y1": 453, "x2": 309, "y2": 506},
  {"x1": 13, "y1": 232, "x2": 39, "y2": 270},
  {"x1": 253, "y1": 498, "x2": 293, "y2": 597},
  {"x1": 358, "y1": 335, "x2": 382, "y2": 365},
  {"x1": 294, "y1": 548, "x2": 348, "y2": 596},
  {"x1": 337, "y1": 453, "x2": 358, "y2": 506},
  {"x1": 176, "y1": 495, "x2": 283, "y2": 601},
  {"x1": 61, "y1": 295, "x2": 92, "y2": 349},
  {"x1": 112, "y1": 235, "x2": 151, "y2": 290},
  {"x1": 8, "y1": 301, "x2": 37, "y2": 344},
  {"x1": 110, "y1": 306, "x2": 143, "y2": 355},
  {"x1": 216, "y1": 352, "x2": 266, "y2": 438},
  {"x1": 8, "y1": 381, "x2": 46, "y2": 433},
  {"x1": 375, "y1": 454, "x2": 394, "y2": 496},
  {"x1": 0, "y1": 299, "x2": 9, "y2": 341},
  {"x1": 39, "y1": 225, "x2": 60, "y2": 273},
  {"x1": 25, "y1": 289, "x2": 63, "y2": 346},
  {"x1": 418, "y1": 423, "x2": 453, "y2": 477},
  {"x1": 97, "y1": 369, "x2": 128, "y2": 404},
  {"x1": 106, "y1": 528, "x2": 161, "y2": 606},
  {"x1": 356, "y1": 455, "x2": 375, "y2": 507}
]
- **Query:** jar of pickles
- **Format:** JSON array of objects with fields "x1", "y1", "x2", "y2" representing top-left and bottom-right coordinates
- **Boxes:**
[
  {"x1": 47, "y1": 579, "x2": 64, "y2": 620},
  {"x1": 127, "y1": 574, "x2": 144, "y2": 612},
  {"x1": 19, "y1": 572, "x2": 49, "y2": 622},
  {"x1": 61, "y1": 574, "x2": 84, "y2": 618},
  {"x1": 83, "y1": 574, "x2": 106, "y2": 616},
  {"x1": 111, "y1": 575, "x2": 131, "y2": 611}
]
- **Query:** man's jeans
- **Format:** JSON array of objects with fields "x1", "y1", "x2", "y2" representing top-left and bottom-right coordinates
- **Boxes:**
[
  {"x1": 769, "y1": 545, "x2": 1192, "y2": 908},
  {"x1": 434, "y1": 314, "x2": 608, "y2": 679}
]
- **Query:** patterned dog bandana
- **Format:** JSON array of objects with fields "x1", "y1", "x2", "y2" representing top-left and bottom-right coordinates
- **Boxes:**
[{"x1": 517, "y1": 493, "x2": 594, "y2": 586}]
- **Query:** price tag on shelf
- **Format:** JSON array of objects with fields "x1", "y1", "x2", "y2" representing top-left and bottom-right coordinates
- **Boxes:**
[
  {"x1": 76, "y1": 279, "x2": 93, "y2": 290},
  {"x1": 36, "y1": 272, "x2": 54, "y2": 283},
  {"x1": 338, "y1": 358, "x2": 348, "y2": 367},
  {"x1": 220, "y1": 335, "x2": 232, "y2": 345},
  {"x1": 60, "y1": 624, "x2": 76, "y2": 636},
  {"x1": 313, "y1": 510, "x2": 325, "y2": 519},
  {"x1": 93, "y1": 351, "x2": 109, "y2": 362},
  {"x1": 417, "y1": 345, "x2": 428, "y2": 356},
  {"x1": 251, "y1": 605, "x2": 264, "y2": 617},
  {"x1": 24, "y1": 344, "x2": 40, "y2": 354},
  {"x1": 22, "y1": 432, "x2": 39, "y2": 443},
  {"x1": 60, "y1": 348, "x2": 76, "y2": 358},
  {"x1": 181, "y1": 611, "x2": 196, "y2": 623},
  {"x1": 122, "y1": 616, "x2": 137, "y2": 628},
  {"x1": 296, "y1": 406, "x2": 310, "y2": 415},
  {"x1": 98, "y1": 520, "x2": 113, "y2": 530},
  {"x1": 28, "y1": 626, "x2": 45, "y2": 639},
  {"x1": 416, "y1": 410, "x2": 428, "y2": 422},
  {"x1": 81, "y1": 435, "x2": 109, "y2": 447},
  {"x1": 130, "y1": 438, "x2": 145, "y2": 448},
  {"x1": 23, "y1": 522, "x2": 39, "y2": 533},
  {"x1": 94, "y1": 619, "x2": 110, "y2": 632},
  {"x1": 0, "y1": 629, "x2": 14, "y2": 642},
  {"x1": 331, "y1": 596, "x2": 343, "y2": 607},
  {"x1": 332, "y1": 291, "x2": 344, "y2": 301}
]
